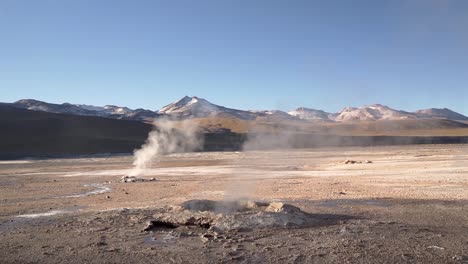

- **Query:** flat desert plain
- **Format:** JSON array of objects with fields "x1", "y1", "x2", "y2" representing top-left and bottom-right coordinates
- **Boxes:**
[{"x1": 0, "y1": 144, "x2": 467, "y2": 263}]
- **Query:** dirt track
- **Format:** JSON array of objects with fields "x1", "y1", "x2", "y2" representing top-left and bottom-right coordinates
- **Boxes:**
[{"x1": 0, "y1": 144, "x2": 467, "y2": 263}]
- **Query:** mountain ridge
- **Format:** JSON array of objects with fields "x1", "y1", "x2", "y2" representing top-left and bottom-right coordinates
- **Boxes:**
[
  {"x1": 7, "y1": 97, "x2": 468, "y2": 123},
  {"x1": 157, "y1": 96, "x2": 256, "y2": 120},
  {"x1": 1, "y1": 102, "x2": 468, "y2": 159}
]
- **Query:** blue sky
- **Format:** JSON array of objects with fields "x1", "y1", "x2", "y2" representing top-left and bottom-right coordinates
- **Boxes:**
[{"x1": 1, "y1": 0, "x2": 467, "y2": 114}]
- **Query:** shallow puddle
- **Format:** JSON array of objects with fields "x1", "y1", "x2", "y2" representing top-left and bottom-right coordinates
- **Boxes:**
[
  {"x1": 16, "y1": 205, "x2": 87, "y2": 219},
  {"x1": 61, "y1": 183, "x2": 111, "y2": 198}
]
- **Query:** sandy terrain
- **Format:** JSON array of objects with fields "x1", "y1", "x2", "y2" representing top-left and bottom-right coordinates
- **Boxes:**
[{"x1": 0, "y1": 144, "x2": 467, "y2": 263}]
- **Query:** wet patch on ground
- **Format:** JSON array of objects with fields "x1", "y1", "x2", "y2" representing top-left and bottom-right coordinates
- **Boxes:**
[
  {"x1": 61, "y1": 183, "x2": 111, "y2": 198},
  {"x1": 16, "y1": 205, "x2": 87, "y2": 219}
]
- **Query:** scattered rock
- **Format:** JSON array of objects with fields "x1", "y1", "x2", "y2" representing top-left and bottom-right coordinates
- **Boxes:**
[
  {"x1": 120, "y1": 176, "x2": 146, "y2": 183},
  {"x1": 427, "y1": 245, "x2": 445, "y2": 250},
  {"x1": 342, "y1": 160, "x2": 373, "y2": 164},
  {"x1": 105, "y1": 196, "x2": 111, "y2": 199},
  {"x1": 451, "y1": 255, "x2": 468, "y2": 261},
  {"x1": 343, "y1": 160, "x2": 372, "y2": 164},
  {"x1": 200, "y1": 233, "x2": 213, "y2": 243},
  {"x1": 96, "y1": 241, "x2": 107, "y2": 247},
  {"x1": 265, "y1": 202, "x2": 301, "y2": 213},
  {"x1": 344, "y1": 160, "x2": 361, "y2": 164},
  {"x1": 340, "y1": 226, "x2": 350, "y2": 233},
  {"x1": 104, "y1": 248, "x2": 119, "y2": 252}
]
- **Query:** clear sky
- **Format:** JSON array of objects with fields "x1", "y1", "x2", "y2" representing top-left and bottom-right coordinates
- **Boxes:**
[{"x1": 1, "y1": 0, "x2": 467, "y2": 114}]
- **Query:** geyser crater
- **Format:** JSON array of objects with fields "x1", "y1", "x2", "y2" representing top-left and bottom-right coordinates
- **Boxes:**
[{"x1": 145, "y1": 200, "x2": 318, "y2": 233}]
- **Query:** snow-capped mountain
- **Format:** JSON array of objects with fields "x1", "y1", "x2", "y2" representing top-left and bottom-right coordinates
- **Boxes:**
[
  {"x1": 74, "y1": 104, "x2": 105, "y2": 112},
  {"x1": 415, "y1": 108, "x2": 468, "y2": 121},
  {"x1": 249, "y1": 110, "x2": 300, "y2": 122},
  {"x1": 13, "y1": 99, "x2": 159, "y2": 122},
  {"x1": 250, "y1": 110, "x2": 292, "y2": 117},
  {"x1": 288, "y1": 107, "x2": 334, "y2": 121},
  {"x1": 158, "y1": 96, "x2": 256, "y2": 120},
  {"x1": 116, "y1": 108, "x2": 160, "y2": 121},
  {"x1": 334, "y1": 104, "x2": 417, "y2": 122},
  {"x1": 288, "y1": 104, "x2": 419, "y2": 122},
  {"x1": 103, "y1": 105, "x2": 134, "y2": 115},
  {"x1": 8, "y1": 97, "x2": 468, "y2": 124},
  {"x1": 14, "y1": 99, "x2": 97, "y2": 116}
]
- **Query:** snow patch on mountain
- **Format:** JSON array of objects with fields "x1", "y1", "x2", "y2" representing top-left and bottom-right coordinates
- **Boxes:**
[
  {"x1": 158, "y1": 96, "x2": 256, "y2": 119},
  {"x1": 334, "y1": 104, "x2": 417, "y2": 122},
  {"x1": 288, "y1": 107, "x2": 334, "y2": 121},
  {"x1": 74, "y1": 104, "x2": 105, "y2": 112},
  {"x1": 104, "y1": 105, "x2": 134, "y2": 115},
  {"x1": 10, "y1": 98, "x2": 468, "y2": 124},
  {"x1": 414, "y1": 108, "x2": 468, "y2": 120},
  {"x1": 14, "y1": 99, "x2": 95, "y2": 116},
  {"x1": 13, "y1": 99, "x2": 158, "y2": 122},
  {"x1": 159, "y1": 96, "x2": 218, "y2": 115}
]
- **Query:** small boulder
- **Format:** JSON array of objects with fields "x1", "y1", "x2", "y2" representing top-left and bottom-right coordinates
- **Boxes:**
[
  {"x1": 120, "y1": 176, "x2": 146, "y2": 183},
  {"x1": 265, "y1": 202, "x2": 301, "y2": 213},
  {"x1": 344, "y1": 160, "x2": 362, "y2": 164}
]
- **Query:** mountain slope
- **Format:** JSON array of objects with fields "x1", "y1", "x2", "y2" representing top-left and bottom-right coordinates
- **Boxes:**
[
  {"x1": 158, "y1": 96, "x2": 257, "y2": 120},
  {"x1": 12, "y1": 99, "x2": 159, "y2": 122},
  {"x1": 288, "y1": 107, "x2": 334, "y2": 121},
  {"x1": 9, "y1": 98, "x2": 468, "y2": 124},
  {"x1": 0, "y1": 104, "x2": 152, "y2": 158},
  {"x1": 415, "y1": 108, "x2": 468, "y2": 120},
  {"x1": 14, "y1": 99, "x2": 98, "y2": 116},
  {"x1": 334, "y1": 104, "x2": 417, "y2": 122},
  {"x1": 316, "y1": 118, "x2": 468, "y2": 136}
]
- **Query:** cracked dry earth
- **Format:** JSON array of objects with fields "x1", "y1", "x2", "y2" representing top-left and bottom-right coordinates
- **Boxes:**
[{"x1": 0, "y1": 144, "x2": 467, "y2": 263}]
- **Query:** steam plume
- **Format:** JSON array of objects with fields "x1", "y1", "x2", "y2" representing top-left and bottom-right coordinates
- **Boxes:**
[
  {"x1": 222, "y1": 125, "x2": 296, "y2": 202},
  {"x1": 129, "y1": 119, "x2": 202, "y2": 176}
]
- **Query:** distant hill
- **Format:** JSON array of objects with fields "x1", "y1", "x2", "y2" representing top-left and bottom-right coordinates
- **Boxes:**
[
  {"x1": 288, "y1": 107, "x2": 334, "y2": 121},
  {"x1": 187, "y1": 116, "x2": 468, "y2": 136},
  {"x1": 0, "y1": 104, "x2": 152, "y2": 158},
  {"x1": 334, "y1": 104, "x2": 418, "y2": 122},
  {"x1": 1, "y1": 104, "x2": 467, "y2": 159},
  {"x1": 415, "y1": 108, "x2": 468, "y2": 121},
  {"x1": 2, "y1": 97, "x2": 468, "y2": 158},
  {"x1": 316, "y1": 119, "x2": 468, "y2": 136},
  {"x1": 12, "y1": 99, "x2": 160, "y2": 122}
]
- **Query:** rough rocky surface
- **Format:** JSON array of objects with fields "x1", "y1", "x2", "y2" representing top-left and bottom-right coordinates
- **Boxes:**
[
  {"x1": 148, "y1": 200, "x2": 313, "y2": 232},
  {"x1": 0, "y1": 145, "x2": 467, "y2": 263}
]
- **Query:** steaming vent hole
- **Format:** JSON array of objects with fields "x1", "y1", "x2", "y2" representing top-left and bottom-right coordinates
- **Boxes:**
[
  {"x1": 144, "y1": 220, "x2": 179, "y2": 231},
  {"x1": 181, "y1": 199, "x2": 270, "y2": 213},
  {"x1": 145, "y1": 199, "x2": 316, "y2": 233}
]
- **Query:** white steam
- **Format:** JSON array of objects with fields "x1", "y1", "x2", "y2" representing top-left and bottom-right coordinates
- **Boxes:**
[
  {"x1": 222, "y1": 125, "x2": 294, "y2": 202},
  {"x1": 129, "y1": 119, "x2": 202, "y2": 177}
]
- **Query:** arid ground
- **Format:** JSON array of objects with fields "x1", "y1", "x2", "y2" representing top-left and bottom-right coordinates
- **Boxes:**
[{"x1": 1, "y1": 144, "x2": 467, "y2": 263}]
